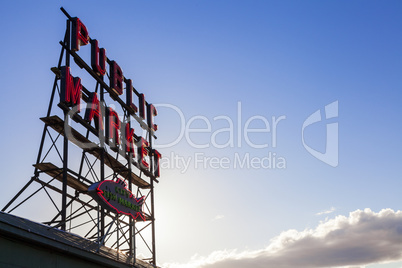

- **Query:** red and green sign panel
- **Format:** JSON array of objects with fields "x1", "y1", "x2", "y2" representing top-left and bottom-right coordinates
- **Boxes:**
[{"x1": 88, "y1": 179, "x2": 145, "y2": 220}]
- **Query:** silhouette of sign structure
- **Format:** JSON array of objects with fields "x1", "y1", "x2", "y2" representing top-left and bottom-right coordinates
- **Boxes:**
[{"x1": 2, "y1": 7, "x2": 161, "y2": 266}]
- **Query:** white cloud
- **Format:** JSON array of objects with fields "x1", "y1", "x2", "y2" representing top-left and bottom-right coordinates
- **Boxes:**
[
  {"x1": 164, "y1": 209, "x2": 402, "y2": 268},
  {"x1": 212, "y1": 215, "x2": 225, "y2": 221},
  {"x1": 316, "y1": 206, "x2": 336, "y2": 216}
]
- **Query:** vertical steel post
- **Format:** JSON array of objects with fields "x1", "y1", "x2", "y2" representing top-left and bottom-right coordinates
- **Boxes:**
[
  {"x1": 128, "y1": 149, "x2": 136, "y2": 265},
  {"x1": 148, "y1": 121, "x2": 156, "y2": 266},
  {"x1": 150, "y1": 179, "x2": 156, "y2": 266},
  {"x1": 61, "y1": 18, "x2": 71, "y2": 231},
  {"x1": 61, "y1": 111, "x2": 68, "y2": 231},
  {"x1": 100, "y1": 79, "x2": 106, "y2": 241}
]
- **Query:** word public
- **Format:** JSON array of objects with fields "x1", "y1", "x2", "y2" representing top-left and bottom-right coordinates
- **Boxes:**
[{"x1": 60, "y1": 17, "x2": 161, "y2": 178}]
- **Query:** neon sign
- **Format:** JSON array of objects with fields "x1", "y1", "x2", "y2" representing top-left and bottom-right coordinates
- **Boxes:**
[
  {"x1": 88, "y1": 179, "x2": 145, "y2": 220},
  {"x1": 59, "y1": 16, "x2": 161, "y2": 178},
  {"x1": 2, "y1": 9, "x2": 161, "y2": 265}
]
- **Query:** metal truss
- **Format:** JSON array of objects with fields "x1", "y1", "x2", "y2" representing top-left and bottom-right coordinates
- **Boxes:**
[{"x1": 2, "y1": 8, "x2": 158, "y2": 267}]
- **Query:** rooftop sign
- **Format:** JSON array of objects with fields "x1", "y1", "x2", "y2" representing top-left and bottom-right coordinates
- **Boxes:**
[
  {"x1": 60, "y1": 16, "x2": 161, "y2": 179},
  {"x1": 3, "y1": 8, "x2": 161, "y2": 265}
]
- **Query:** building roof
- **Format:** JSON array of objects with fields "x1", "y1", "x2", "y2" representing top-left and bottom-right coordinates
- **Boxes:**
[{"x1": 0, "y1": 211, "x2": 156, "y2": 268}]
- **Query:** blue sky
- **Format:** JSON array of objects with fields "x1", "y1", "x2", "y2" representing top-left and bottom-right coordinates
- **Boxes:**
[{"x1": 1, "y1": 1, "x2": 402, "y2": 267}]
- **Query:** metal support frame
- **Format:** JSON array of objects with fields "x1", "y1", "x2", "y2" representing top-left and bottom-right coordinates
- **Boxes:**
[{"x1": 2, "y1": 7, "x2": 158, "y2": 267}]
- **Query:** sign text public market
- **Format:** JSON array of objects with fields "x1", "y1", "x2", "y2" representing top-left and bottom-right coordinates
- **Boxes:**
[{"x1": 60, "y1": 17, "x2": 161, "y2": 178}]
